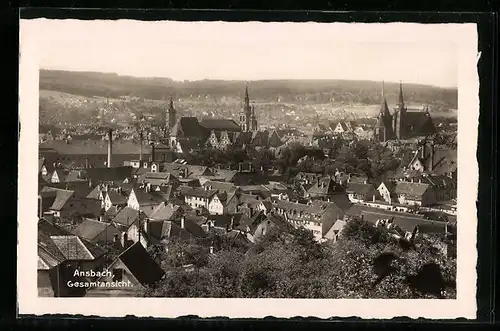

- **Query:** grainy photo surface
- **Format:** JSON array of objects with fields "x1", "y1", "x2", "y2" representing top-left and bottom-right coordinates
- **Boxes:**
[{"x1": 18, "y1": 19, "x2": 479, "y2": 319}]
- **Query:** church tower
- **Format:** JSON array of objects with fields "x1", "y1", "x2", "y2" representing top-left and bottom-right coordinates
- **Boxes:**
[
  {"x1": 165, "y1": 97, "x2": 176, "y2": 137},
  {"x1": 394, "y1": 81, "x2": 406, "y2": 139},
  {"x1": 375, "y1": 81, "x2": 393, "y2": 142},
  {"x1": 240, "y1": 85, "x2": 252, "y2": 132},
  {"x1": 250, "y1": 104, "x2": 258, "y2": 131}
]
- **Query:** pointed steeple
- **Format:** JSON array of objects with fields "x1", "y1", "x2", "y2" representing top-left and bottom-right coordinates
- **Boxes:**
[
  {"x1": 380, "y1": 81, "x2": 390, "y2": 116},
  {"x1": 398, "y1": 80, "x2": 405, "y2": 112},
  {"x1": 244, "y1": 84, "x2": 250, "y2": 106},
  {"x1": 398, "y1": 80, "x2": 404, "y2": 105}
]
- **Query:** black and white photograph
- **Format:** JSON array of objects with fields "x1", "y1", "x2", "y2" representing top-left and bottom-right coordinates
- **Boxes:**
[{"x1": 18, "y1": 19, "x2": 478, "y2": 319}]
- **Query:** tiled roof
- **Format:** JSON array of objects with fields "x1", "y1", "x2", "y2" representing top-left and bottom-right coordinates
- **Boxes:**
[
  {"x1": 72, "y1": 219, "x2": 114, "y2": 241},
  {"x1": 50, "y1": 236, "x2": 95, "y2": 260},
  {"x1": 324, "y1": 220, "x2": 347, "y2": 240},
  {"x1": 179, "y1": 186, "x2": 217, "y2": 199},
  {"x1": 117, "y1": 242, "x2": 165, "y2": 286},
  {"x1": 199, "y1": 118, "x2": 241, "y2": 132},
  {"x1": 64, "y1": 170, "x2": 87, "y2": 183},
  {"x1": 107, "y1": 191, "x2": 128, "y2": 205},
  {"x1": 112, "y1": 206, "x2": 140, "y2": 227},
  {"x1": 346, "y1": 182, "x2": 374, "y2": 195},
  {"x1": 307, "y1": 178, "x2": 343, "y2": 196},
  {"x1": 48, "y1": 189, "x2": 75, "y2": 211},
  {"x1": 202, "y1": 180, "x2": 238, "y2": 193},
  {"x1": 345, "y1": 205, "x2": 444, "y2": 233},
  {"x1": 39, "y1": 219, "x2": 107, "y2": 259},
  {"x1": 132, "y1": 189, "x2": 165, "y2": 206},
  {"x1": 85, "y1": 166, "x2": 134, "y2": 183},
  {"x1": 208, "y1": 170, "x2": 238, "y2": 182},
  {"x1": 149, "y1": 203, "x2": 180, "y2": 221},
  {"x1": 394, "y1": 181, "x2": 431, "y2": 200},
  {"x1": 39, "y1": 140, "x2": 151, "y2": 155},
  {"x1": 86, "y1": 185, "x2": 105, "y2": 200},
  {"x1": 171, "y1": 117, "x2": 206, "y2": 138}
]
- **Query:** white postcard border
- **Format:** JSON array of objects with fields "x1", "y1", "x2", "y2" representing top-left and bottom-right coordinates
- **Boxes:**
[{"x1": 18, "y1": 20, "x2": 479, "y2": 319}]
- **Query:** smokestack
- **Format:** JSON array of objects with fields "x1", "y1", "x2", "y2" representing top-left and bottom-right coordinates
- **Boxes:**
[
  {"x1": 85, "y1": 157, "x2": 89, "y2": 169},
  {"x1": 139, "y1": 132, "x2": 143, "y2": 163},
  {"x1": 107, "y1": 129, "x2": 113, "y2": 168},
  {"x1": 429, "y1": 141, "x2": 434, "y2": 172},
  {"x1": 150, "y1": 142, "x2": 156, "y2": 163}
]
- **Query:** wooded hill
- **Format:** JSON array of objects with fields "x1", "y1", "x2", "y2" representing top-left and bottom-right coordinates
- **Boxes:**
[{"x1": 40, "y1": 70, "x2": 458, "y2": 110}]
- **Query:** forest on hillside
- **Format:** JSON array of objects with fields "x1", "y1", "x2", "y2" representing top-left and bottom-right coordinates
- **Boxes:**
[{"x1": 40, "y1": 70, "x2": 458, "y2": 110}]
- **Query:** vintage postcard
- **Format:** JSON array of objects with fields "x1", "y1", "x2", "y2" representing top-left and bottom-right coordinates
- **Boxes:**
[{"x1": 18, "y1": 19, "x2": 479, "y2": 319}]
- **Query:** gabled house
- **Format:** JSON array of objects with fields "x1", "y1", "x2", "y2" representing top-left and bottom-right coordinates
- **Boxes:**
[
  {"x1": 394, "y1": 180, "x2": 437, "y2": 206},
  {"x1": 345, "y1": 182, "x2": 377, "y2": 203},
  {"x1": 85, "y1": 242, "x2": 165, "y2": 297},
  {"x1": 208, "y1": 191, "x2": 239, "y2": 215},
  {"x1": 38, "y1": 219, "x2": 107, "y2": 297},
  {"x1": 39, "y1": 187, "x2": 102, "y2": 221},
  {"x1": 179, "y1": 186, "x2": 218, "y2": 210},
  {"x1": 72, "y1": 218, "x2": 121, "y2": 244},
  {"x1": 323, "y1": 219, "x2": 347, "y2": 242},
  {"x1": 104, "y1": 190, "x2": 128, "y2": 211},
  {"x1": 126, "y1": 188, "x2": 165, "y2": 213},
  {"x1": 273, "y1": 199, "x2": 350, "y2": 241},
  {"x1": 376, "y1": 181, "x2": 397, "y2": 204},
  {"x1": 305, "y1": 177, "x2": 344, "y2": 199}
]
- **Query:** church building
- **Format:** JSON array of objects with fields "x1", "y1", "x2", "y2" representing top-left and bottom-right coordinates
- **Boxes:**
[
  {"x1": 239, "y1": 85, "x2": 258, "y2": 132},
  {"x1": 165, "y1": 97, "x2": 177, "y2": 138},
  {"x1": 374, "y1": 82, "x2": 435, "y2": 142}
]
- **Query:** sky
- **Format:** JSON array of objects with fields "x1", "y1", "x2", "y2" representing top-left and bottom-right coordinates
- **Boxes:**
[{"x1": 23, "y1": 20, "x2": 459, "y2": 87}]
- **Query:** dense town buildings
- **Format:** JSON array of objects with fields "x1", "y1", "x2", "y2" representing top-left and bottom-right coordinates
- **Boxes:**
[{"x1": 37, "y1": 84, "x2": 457, "y2": 297}]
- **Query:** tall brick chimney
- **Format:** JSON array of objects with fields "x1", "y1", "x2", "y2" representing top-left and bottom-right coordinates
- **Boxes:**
[{"x1": 107, "y1": 128, "x2": 113, "y2": 168}]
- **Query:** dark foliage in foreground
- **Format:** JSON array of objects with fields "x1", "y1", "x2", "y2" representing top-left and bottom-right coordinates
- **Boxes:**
[{"x1": 142, "y1": 220, "x2": 456, "y2": 299}]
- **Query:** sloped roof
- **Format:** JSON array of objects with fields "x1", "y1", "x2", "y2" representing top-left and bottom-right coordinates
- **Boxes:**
[
  {"x1": 428, "y1": 148, "x2": 457, "y2": 176},
  {"x1": 117, "y1": 242, "x2": 165, "y2": 286},
  {"x1": 38, "y1": 231, "x2": 67, "y2": 263},
  {"x1": 39, "y1": 140, "x2": 151, "y2": 155},
  {"x1": 307, "y1": 178, "x2": 343, "y2": 196},
  {"x1": 199, "y1": 118, "x2": 241, "y2": 132},
  {"x1": 233, "y1": 132, "x2": 253, "y2": 145},
  {"x1": 149, "y1": 203, "x2": 181, "y2": 221},
  {"x1": 132, "y1": 189, "x2": 165, "y2": 206},
  {"x1": 38, "y1": 245, "x2": 63, "y2": 270},
  {"x1": 112, "y1": 206, "x2": 140, "y2": 227},
  {"x1": 72, "y1": 219, "x2": 115, "y2": 241},
  {"x1": 38, "y1": 219, "x2": 107, "y2": 259},
  {"x1": 85, "y1": 166, "x2": 134, "y2": 183},
  {"x1": 64, "y1": 170, "x2": 87, "y2": 183},
  {"x1": 346, "y1": 182, "x2": 374, "y2": 195},
  {"x1": 208, "y1": 169, "x2": 238, "y2": 182},
  {"x1": 49, "y1": 189, "x2": 75, "y2": 211},
  {"x1": 179, "y1": 186, "x2": 217, "y2": 199},
  {"x1": 86, "y1": 185, "x2": 105, "y2": 200},
  {"x1": 404, "y1": 111, "x2": 434, "y2": 133},
  {"x1": 50, "y1": 235, "x2": 95, "y2": 260},
  {"x1": 107, "y1": 191, "x2": 128, "y2": 205},
  {"x1": 268, "y1": 130, "x2": 284, "y2": 147},
  {"x1": 324, "y1": 219, "x2": 347, "y2": 240},
  {"x1": 171, "y1": 117, "x2": 206, "y2": 138},
  {"x1": 202, "y1": 180, "x2": 238, "y2": 193},
  {"x1": 394, "y1": 181, "x2": 431, "y2": 199}
]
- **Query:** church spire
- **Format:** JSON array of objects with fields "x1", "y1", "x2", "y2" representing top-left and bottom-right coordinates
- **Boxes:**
[
  {"x1": 244, "y1": 84, "x2": 250, "y2": 106},
  {"x1": 380, "y1": 81, "x2": 390, "y2": 116},
  {"x1": 398, "y1": 80, "x2": 405, "y2": 110}
]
